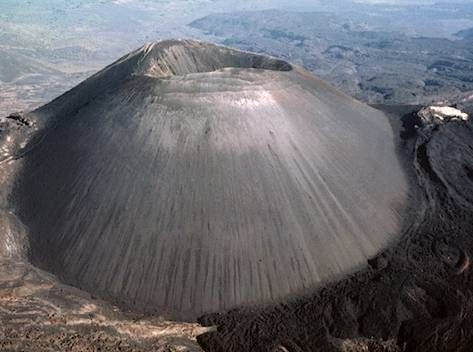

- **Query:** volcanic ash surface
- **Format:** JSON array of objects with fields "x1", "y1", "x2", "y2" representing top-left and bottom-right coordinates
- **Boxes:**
[{"x1": 5, "y1": 40, "x2": 410, "y2": 319}]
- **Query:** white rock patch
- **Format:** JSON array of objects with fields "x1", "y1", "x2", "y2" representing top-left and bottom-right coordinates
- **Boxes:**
[{"x1": 418, "y1": 106, "x2": 469, "y2": 126}]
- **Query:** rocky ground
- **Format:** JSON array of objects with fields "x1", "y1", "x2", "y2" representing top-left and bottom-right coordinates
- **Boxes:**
[{"x1": 0, "y1": 257, "x2": 208, "y2": 352}]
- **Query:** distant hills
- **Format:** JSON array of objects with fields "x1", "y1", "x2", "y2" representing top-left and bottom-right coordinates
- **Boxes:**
[{"x1": 191, "y1": 10, "x2": 473, "y2": 105}]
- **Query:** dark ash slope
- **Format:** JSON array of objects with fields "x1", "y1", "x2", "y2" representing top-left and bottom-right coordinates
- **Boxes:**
[{"x1": 8, "y1": 40, "x2": 410, "y2": 320}]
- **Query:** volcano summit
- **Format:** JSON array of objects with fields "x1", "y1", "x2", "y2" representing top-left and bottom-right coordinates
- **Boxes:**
[{"x1": 4, "y1": 40, "x2": 410, "y2": 320}]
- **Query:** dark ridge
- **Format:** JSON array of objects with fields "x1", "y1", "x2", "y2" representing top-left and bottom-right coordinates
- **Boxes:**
[
  {"x1": 416, "y1": 143, "x2": 441, "y2": 183},
  {"x1": 5, "y1": 113, "x2": 31, "y2": 127},
  {"x1": 465, "y1": 165, "x2": 473, "y2": 181},
  {"x1": 133, "y1": 40, "x2": 293, "y2": 78}
]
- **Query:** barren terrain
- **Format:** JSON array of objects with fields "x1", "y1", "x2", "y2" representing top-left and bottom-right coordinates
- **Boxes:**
[{"x1": 1, "y1": 29, "x2": 473, "y2": 352}]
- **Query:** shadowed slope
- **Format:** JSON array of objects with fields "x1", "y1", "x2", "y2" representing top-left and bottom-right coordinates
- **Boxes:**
[{"x1": 11, "y1": 40, "x2": 410, "y2": 320}]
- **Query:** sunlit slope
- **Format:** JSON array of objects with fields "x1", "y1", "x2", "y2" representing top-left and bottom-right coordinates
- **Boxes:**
[{"x1": 11, "y1": 40, "x2": 409, "y2": 319}]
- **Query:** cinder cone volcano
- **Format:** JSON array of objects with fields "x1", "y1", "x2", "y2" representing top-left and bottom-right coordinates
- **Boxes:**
[{"x1": 10, "y1": 40, "x2": 409, "y2": 319}]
